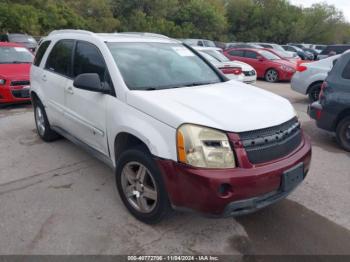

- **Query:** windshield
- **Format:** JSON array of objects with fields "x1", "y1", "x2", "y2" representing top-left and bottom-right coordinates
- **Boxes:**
[
  {"x1": 107, "y1": 42, "x2": 222, "y2": 90},
  {"x1": 0, "y1": 46, "x2": 34, "y2": 64},
  {"x1": 204, "y1": 40, "x2": 216, "y2": 48},
  {"x1": 258, "y1": 50, "x2": 280, "y2": 60},
  {"x1": 273, "y1": 45, "x2": 285, "y2": 52},
  {"x1": 8, "y1": 35, "x2": 37, "y2": 44},
  {"x1": 199, "y1": 51, "x2": 218, "y2": 63},
  {"x1": 202, "y1": 50, "x2": 230, "y2": 62}
]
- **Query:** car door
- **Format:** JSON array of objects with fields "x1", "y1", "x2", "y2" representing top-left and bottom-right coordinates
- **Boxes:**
[
  {"x1": 242, "y1": 50, "x2": 264, "y2": 77},
  {"x1": 226, "y1": 49, "x2": 245, "y2": 62},
  {"x1": 43, "y1": 39, "x2": 74, "y2": 127},
  {"x1": 63, "y1": 40, "x2": 110, "y2": 155}
]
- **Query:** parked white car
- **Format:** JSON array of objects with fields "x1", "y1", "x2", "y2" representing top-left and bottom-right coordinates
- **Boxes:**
[
  {"x1": 291, "y1": 54, "x2": 340, "y2": 101},
  {"x1": 30, "y1": 30, "x2": 311, "y2": 224},
  {"x1": 194, "y1": 47, "x2": 256, "y2": 84},
  {"x1": 250, "y1": 42, "x2": 298, "y2": 58}
]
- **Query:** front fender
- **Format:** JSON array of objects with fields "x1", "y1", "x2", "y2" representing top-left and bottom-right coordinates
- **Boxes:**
[{"x1": 107, "y1": 98, "x2": 177, "y2": 167}]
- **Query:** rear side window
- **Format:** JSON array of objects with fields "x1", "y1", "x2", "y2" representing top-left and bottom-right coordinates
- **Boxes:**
[
  {"x1": 244, "y1": 51, "x2": 257, "y2": 59},
  {"x1": 73, "y1": 41, "x2": 106, "y2": 81},
  {"x1": 45, "y1": 40, "x2": 74, "y2": 77},
  {"x1": 341, "y1": 60, "x2": 350, "y2": 79},
  {"x1": 33, "y1": 41, "x2": 51, "y2": 67},
  {"x1": 228, "y1": 50, "x2": 244, "y2": 57}
]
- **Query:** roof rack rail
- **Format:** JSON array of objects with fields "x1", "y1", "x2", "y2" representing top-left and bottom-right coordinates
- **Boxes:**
[
  {"x1": 48, "y1": 29, "x2": 95, "y2": 37},
  {"x1": 118, "y1": 32, "x2": 170, "y2": 39}
]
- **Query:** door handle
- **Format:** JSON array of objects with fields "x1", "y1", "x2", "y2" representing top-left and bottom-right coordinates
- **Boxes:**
[
  {"x1": 66, "y1": 86, "x2": 74, "y2": 95},
  {"x1": 42, "y1": 74, "x2": 47, "y2": 82}
]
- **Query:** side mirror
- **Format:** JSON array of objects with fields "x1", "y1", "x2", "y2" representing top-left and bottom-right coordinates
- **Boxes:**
[
  {"x1": 73, "y1": 73, "x2": 110, "y2": 94},
  {"x1": 257, "y1": 56, "x2": 264, "y2": 61}
]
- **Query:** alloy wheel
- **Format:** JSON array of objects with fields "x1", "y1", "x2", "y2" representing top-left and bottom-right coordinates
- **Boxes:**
[
  {"x1": 266, "y1": 69, "x2": 278, "y2": 82},
  {"x1": 35, "y1": 106, "x2": 46, "y2": 136},
  {"x1": 121, "y1": 162, "x2": 158, "y2": 213}
]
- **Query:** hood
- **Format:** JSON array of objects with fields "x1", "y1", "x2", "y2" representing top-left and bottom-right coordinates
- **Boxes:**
[
  {"x1": 0, "y1": 64, "x2": 31, "y2": 79},
  {"x1": 127, "y1": 80, "x2": 296, "y2": 133},
  {"x1": 274, "y1": 59, "x2": 297, "y2": 68}
]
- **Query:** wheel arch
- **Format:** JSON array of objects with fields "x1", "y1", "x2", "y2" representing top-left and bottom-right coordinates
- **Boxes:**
[
  {"x1": 306, "y1": 80, "x2": 323, "y2": 95},
  {"x1": 336, "y1": 108, "x2": 350, "y2": 128},
  {"x1": 264, "y1": 67, "x2": 279, "y2": 76},
  {"x1": 114, "y1": 132, "x2": 150, "y2": 164}
]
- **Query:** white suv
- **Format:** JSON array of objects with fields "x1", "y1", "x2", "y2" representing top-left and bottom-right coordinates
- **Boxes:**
[{"x1": 30, "y1": 30, "x2": 312, "y2": 224}]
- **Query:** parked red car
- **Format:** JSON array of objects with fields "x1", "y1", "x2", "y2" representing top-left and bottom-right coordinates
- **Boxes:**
[
  {"x1": 0, "y1": 42, "x2": 33, "y2": 105},
  {"x1": 224, "y1": 48, "x2": 297, "y2": 82}
]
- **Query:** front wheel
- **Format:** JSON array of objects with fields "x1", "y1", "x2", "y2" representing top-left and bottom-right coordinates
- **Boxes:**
[
  {"x1": 265, "y1": 69, "x2": 279, "y2": 83},
  {"x1": 116, "y1": 146, "x2": 172, "y2": 224},
  {"x1": 33, "y1": 99, "x2": 60, "y2": 142},
  {"x1": 336, "y1": 116, "x2": 350, "y2": 152}
]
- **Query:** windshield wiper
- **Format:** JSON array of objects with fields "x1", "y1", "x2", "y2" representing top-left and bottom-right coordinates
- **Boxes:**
[{"x1": 182, "y1": 82, "x2": 218, "y2": 87}]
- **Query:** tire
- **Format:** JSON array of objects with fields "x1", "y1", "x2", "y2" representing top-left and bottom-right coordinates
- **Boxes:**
[
  {"x1": 265, "y1": 69, "x2": 279, "y2": 83},
  {"x1": 116, "y1": 146, "x2": 172, "y2": 224},
  {"x1": 33, "y1": 99, "x2": 60, "y2": 142},
  {"x1": 336, "y1": 116, "x2": 350, "y2": 152},
  {"x1": 308, "y1": 83, "x2": 322, "y2": 102}
]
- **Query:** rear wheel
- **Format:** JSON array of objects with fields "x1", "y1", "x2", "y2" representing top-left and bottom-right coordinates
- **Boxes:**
[
  {"x1": 336, "y1": 116, "x2": 350, "y2": 152},
  {"x1": 33, "y1": 99, "x2": 60, "y2": 142},
  {"x1": 116, "y1": 146, "x2": 172, "y2": 224},
  {"x1": 308, "y1": 83, "x2": 321, "y2": 102},
  {"x1": 265, "y1": 69, "x2": 279, "y2": 83}
]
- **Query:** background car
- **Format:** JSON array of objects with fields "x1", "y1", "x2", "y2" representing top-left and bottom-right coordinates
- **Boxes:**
[
  {"x1": 224, "y1": 48, "x2": 296, "y2": 82},
  {"x1": 0, "y1": 33, "x2": 38, "y2": 52},
  {"x1": 311, "y1": 44, "x2": 327, "y2": 54},
  {"x1": 225, "y1": 42, "x2": 263, "y2": 49},
  {"x1": 260, "y1": 48, "x2": 301, "y2": 64},
  {"x1": 291, "y1": 54, "x2": 340, "y2": 101},
  {"x1": 194, "y1": 46, "x2": 257, "y2": 84},
  {"x1": 282, "y1": 45, "x2": 313, "y2": 60},
  {"x1": 317, "y1": 44, "x2": 350, "y2": 60},
  {"x1": 181, "y1": 38, "x2": 217, "y2": 48},
  {"x1": 308, "y1": 51, "x2": 350, "y2": 151},
  {"x1": 0, "y1": 42, "x2": 34, "y2": 105},
  {"x1": 250, "y1": 42, "x2": 298, "y2": 58},
  {"x1": 302, "y1": 48, "x2": 319, "y2": 60}
]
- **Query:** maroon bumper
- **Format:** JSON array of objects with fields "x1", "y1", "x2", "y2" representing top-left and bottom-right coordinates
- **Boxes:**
[{"x1": 156, "y1": 132, "x2": 312, "y2": 216}]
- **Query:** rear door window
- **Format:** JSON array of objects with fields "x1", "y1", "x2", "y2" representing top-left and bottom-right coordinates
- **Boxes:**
[
  {"x1": 45, "y1": 40, "x2": 74, "y2": 77},
  {"x1": 33, "y1": 41, "x2": 51, "y2": 67}
]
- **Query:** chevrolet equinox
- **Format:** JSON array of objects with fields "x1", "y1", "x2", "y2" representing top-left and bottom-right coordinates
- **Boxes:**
[{"x1": 30, "y1": 30, "x2": 312, "y2": 224}]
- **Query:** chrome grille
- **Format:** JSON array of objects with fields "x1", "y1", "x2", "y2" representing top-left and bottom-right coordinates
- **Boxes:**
[{"x1": 239, "y1": 118, "x2": 302, "y2": 164}]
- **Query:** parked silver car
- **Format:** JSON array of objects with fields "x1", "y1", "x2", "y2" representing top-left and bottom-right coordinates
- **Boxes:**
[{"x1": 291, "y1": 54, "x2": 340, "y2": 101}]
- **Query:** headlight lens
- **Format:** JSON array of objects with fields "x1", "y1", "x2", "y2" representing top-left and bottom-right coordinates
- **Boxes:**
[
  {"x1": 177, "y1": 124, "x2": 236, "y2": 168},
  {"x1": 0, "y1": 79, "x2": 5, "y2": 85},
  {"x1": 280, "y1": 65, "x2": 295, "y2": 72}
]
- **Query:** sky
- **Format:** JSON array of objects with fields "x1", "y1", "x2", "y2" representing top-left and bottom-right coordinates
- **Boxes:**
[{"x1": 290, "y1": 0, "x2": 350, "y2": 22}]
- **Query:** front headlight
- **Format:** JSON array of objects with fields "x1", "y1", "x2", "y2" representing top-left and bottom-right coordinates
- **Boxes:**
[
  {"x1": 280, "y1": 65, "x2": 295, "y2": 72},
  {"x1": 177, "y1": 124, "x2": 236, "y2": 168},
  {"x1": 0, "y1": 79, "x2": 5, "y2": 85}
]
